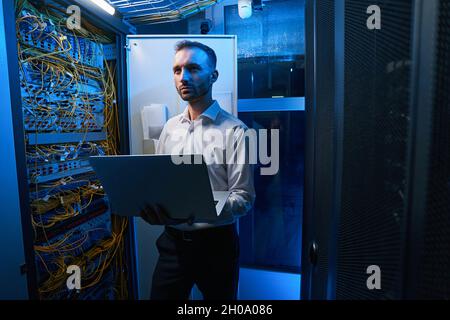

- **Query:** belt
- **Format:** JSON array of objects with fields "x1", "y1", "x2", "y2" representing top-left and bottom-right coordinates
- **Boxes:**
[{"x1": 165, "y1": 224, "x2": 235, "y2": 242}]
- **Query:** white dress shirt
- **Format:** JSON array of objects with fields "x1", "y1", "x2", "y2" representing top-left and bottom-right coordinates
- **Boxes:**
[{"x1": 156, "y1": 100, "x2": 255, "y2": 230}]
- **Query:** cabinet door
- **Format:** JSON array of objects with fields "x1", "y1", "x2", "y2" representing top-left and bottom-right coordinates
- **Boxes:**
[
  {"x1": 303, "y1": 0, "x2": 416, "y2": 299},
  {"x1": 0, "y1": 0, "x2": 29, "y2": 299},
  {"x1": 301, "y1": 0, "x2": 342, "y2": 300}
]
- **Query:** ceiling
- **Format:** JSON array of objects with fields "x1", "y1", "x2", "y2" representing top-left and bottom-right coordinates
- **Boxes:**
[{"x1": 106, "y1": 0, "x2": 221, "y2": 24}]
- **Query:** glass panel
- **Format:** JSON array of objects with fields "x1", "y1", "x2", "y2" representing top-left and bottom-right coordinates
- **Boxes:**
[
  {"x1": 238, "y1": 111, "x2": 304, "y2": 272},
  {"x1": 225, "y1": 0, "x2": 305, "y2": 99}
]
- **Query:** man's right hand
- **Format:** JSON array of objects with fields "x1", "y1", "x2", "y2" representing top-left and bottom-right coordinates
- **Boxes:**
[{"x1": 139, "y1": 203, "x2": 194, "y2": 226}]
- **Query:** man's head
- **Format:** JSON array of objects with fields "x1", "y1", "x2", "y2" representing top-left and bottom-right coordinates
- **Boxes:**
[{"x1": 173, "y1": 40, "x2": 219, "y2": 102}]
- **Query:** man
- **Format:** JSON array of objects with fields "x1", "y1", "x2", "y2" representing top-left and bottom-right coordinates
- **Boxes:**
[{"x1": 140, "y1": 40, "x2": 255, "y2": 300}]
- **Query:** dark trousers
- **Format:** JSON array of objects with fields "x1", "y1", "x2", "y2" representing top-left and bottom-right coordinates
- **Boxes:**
[{"x1": 151, "y1": 223, "x2": 240, "y2": 300}]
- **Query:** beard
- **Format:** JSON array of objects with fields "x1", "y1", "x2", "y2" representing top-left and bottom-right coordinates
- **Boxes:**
[{"x1": 177, "y1": 83, "x2": 211, "y2": 102}]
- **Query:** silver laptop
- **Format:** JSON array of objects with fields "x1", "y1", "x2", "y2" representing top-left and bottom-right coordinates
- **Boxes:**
[{"x1": 89, "y1": 154, "x2": 230, "y2": 222}]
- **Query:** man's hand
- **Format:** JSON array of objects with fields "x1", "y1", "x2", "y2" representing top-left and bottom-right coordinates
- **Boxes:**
[{"x1": 139, "y1": 203, "x2": 194, "y2": 225}]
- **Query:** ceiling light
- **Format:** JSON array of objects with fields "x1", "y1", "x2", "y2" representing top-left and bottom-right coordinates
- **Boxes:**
[{"x1": 90, "y1": 0, "x2": 115, "y2": 15}]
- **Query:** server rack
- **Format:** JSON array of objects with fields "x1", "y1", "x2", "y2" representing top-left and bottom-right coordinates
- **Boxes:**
[
  {"x1": 302, "y1": 0, "x2": 450, "y2": 299},
  {"x1": 5, "y1": 0, "x2": 137, "y2": 299}
]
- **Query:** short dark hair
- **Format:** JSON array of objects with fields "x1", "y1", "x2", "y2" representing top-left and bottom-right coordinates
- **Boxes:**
[{"x1": 174, "y1": 40, "x2": 217, "y2": 69}]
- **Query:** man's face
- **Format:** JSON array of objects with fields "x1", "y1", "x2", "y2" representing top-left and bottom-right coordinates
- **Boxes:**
[{"x1": 173, "y1": 47, "x2": 216, "y2": 102}]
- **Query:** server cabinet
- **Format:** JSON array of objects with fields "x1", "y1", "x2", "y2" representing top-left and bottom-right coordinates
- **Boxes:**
[
  {"x1": 303, "y1": 0, "x2": 449, "y2": 299},
  {"x1": 5, "y1": 0, "x2": 138, "y2": 299},
  {"x1": 407, "y1": 0, "x2": 450, "y2": 299}
]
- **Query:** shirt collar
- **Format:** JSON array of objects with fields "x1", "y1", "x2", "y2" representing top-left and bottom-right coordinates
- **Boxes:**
[{"x1": 180, "y1": 100, "x2": 221, "y2": 123}]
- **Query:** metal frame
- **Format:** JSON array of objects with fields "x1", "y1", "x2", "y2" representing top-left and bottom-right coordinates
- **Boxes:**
[
  {"x1": 326, "y1": 0, "x2": 345, "y2": 300},
  {"x1": 116, "y1": 32, "x2": 140, "y2": 300},
  {"x1": 402, "y1": 0, "x2": 439, "y2": 299},
  {"x1": 301, "y1": 0, "x2": 317, "y2": 300},
  {"x1": 3, "y1": 0, "x2": 38, "y2": 300},
  {"x1": 238, "y1": 97, "x2": 305, "y2": 113},
  {"x1": 301, "y1": 0, "x2": 344, "y2": 300}
]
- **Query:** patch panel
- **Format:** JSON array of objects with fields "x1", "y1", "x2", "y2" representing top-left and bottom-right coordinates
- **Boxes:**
[
  {"x1": 23, "y1": 113, "x2": 104, "y2": 133},
  {"x1": 103, "y1": 43, "x2": 117, "y2": 61},
  {"x1": 21, "y1": 91, "x2": 105, "y2": 113},
  {"x1": 78, "y1": 142, "x2": 106, "y2": 156},
  {"x1": 18, "y1": 20, "x2": 64, "y2": 53},
  {"x1": 18, "y1": 14, "x2": 104, "y2": 69},
  {"x1": 90, "y1": 102, "x2": 105, "y2": 113},
  {"x1": 28, "y1": 173, "x2": 98, "y2": 201},
  {"x1": 35, "y1": 206, "x2": 112, "y2": 264},
  {"x1": 79, "y1": 114, "x2": 104, "y2": 131},
  {"x1": 55, "y1": 117, "x2": 84, "y2": 132},
  {"x1": 57, "y1": 101, "x2": 105, "y2": 114},
  {"x1": 20, "y1": 62, "x2": 104, "y2": 97},
  {"x1": 26, "y1": 143, "x2": 105, "y2": 165},
  {"x1": 23, "y1": 110, "x2": 57, "y2": 131},
  {"x1": 22, "y1": 96, "x2": 106, "y2": 118},
  {"x1": 26, "y1": 146, "x2": 73, "y2": 165},
  {"x1": 33, "y1": 195, "x2": 107, "y2": 233},
  {"x1": 31, "y1": 166, "x2": 94, "y2": 184},
  {"x1": 28, "y1": 159, "x2": 90, "y2": 179},
  {"x1": 29, "y1": 142, "x2": 104, "y2": 161},
  {"x1": 20, "y1": 82, "x2": 103, "y2": 101},
  {"x1": 35, "y1": 228, "x2": 111, "y2": 278},
  {"x1": 27, "y1": 131, "x2": 107, "y2": 145},
  {"x1": 31, "y1": 194, "x2": 81, "y2": 218}
]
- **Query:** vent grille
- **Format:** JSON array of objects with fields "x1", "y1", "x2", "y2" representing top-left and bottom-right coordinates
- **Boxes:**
[
  {"x1": 418, "y1": 0, "x2": 450, "y2": 299},
  {"x1": 337, "y1": 0, "x2": 413, "y2": 299}
]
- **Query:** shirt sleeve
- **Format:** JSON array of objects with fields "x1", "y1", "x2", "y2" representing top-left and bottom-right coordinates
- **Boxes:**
[
  {"x1": 221, "y1": 126, "x2": 256, "y2": 219},
  {"x1": 155, "y1": 123, "x2": 168, "y2": 154}
]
